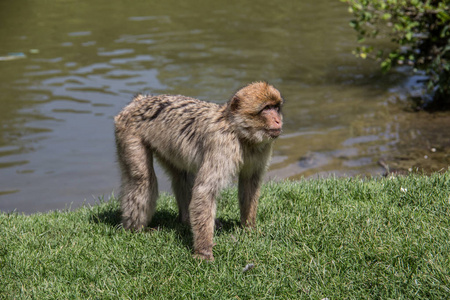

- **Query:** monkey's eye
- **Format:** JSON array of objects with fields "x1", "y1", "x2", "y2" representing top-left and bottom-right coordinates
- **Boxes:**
[
  {"x1": 259, "y1": 106, "x2": 269, "y2": 114},
  {"x1": 265, "y1": 105, "x2": 280, "y2": 111},
  {"x1": 259, "y1": 104, "x2": 281, "y2": 115}
]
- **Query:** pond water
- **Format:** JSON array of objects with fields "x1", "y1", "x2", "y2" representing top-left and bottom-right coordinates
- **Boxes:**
[{"x1": 0, "y1": 0, "x2": 448, "y2": 213}]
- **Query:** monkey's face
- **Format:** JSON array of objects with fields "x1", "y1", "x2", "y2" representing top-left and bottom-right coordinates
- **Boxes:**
[
  {"x1": 230, "y1": 82, "x2": 284, "y2": 144},
  {"x1": 260, "y1": 104, "x2": 283, "y2": 139},
  {"x1": 247, "y1": 99, "x2": 283, "y2": 143}
]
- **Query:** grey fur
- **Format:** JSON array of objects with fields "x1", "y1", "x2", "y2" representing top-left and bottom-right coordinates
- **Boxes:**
[{"x1": 114, "y1": 82, "x2": 283, "y2": 260}]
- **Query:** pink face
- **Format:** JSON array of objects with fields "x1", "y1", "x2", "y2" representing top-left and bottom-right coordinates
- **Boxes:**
[{"x1": 260, "y1": 105, "x2": 282, "y2": 138}]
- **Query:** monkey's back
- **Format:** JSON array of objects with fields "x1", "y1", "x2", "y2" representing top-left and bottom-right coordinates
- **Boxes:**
[{"x1": 115, "y1": 94, "x2": 240, "y2": 173}]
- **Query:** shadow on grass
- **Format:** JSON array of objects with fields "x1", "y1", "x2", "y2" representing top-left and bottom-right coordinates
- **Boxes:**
[
  {"x1": 90, "y1": 206, "x2": 122, "y2": 228},
  {"x1": 90, "y1": 205, "x2": 239, "y2": 250}
]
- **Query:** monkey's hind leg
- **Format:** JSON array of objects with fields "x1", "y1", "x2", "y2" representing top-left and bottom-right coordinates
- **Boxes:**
[{"x1": 117, "y1": 136, "x2": 158, "y2": 231}]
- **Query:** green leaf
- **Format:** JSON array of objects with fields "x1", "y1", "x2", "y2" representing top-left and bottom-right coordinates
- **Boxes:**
[
  {"x1": 443, "y1": 45, "x2": 450, "y2": 54},
  {"x1": 406, "y1": 32, "x2": 413, "y2": 41},
  {"x1": 394, "y1": 23, "x2": 404, "y2": 31},
  {"x1": 381, "y1": 59, "x2": 392, "y2": 72},
  {"x1": 437, "y1": 11, "x2": 450, "y2": 22}
]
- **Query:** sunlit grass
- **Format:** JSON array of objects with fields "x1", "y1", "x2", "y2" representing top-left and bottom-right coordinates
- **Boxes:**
[{"x1": 1, "y1": 172, "x2": 450, "y2": 298}]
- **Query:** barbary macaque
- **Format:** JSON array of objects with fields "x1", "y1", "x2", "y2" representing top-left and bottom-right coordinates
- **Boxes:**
[{"x1": 114, "y1": 82, "x2": 284, "y2": 261}]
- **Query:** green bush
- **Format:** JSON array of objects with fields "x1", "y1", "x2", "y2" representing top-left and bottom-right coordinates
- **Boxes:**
[{"x1": 344, "y1": 0, "x2": 450, "y2": 108}]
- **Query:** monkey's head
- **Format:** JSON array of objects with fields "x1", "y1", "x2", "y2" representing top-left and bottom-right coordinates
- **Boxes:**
[{"x1": 228, "y1": 82, "x2": 284, "y2": 144}]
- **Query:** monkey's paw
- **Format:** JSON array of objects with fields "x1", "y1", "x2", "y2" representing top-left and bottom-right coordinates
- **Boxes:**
[{"x1": 193, "y1": 250, "x2": 215, "y2": 262}]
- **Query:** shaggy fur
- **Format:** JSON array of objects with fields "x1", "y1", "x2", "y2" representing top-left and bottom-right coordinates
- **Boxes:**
[{"x1": 114, "y1": 82, "x2": 283, "y2": 260}]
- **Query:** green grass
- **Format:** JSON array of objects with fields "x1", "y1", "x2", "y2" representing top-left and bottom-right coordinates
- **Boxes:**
[{"x1": 1, "y1": 173, "x2": 450, "y2": 299}]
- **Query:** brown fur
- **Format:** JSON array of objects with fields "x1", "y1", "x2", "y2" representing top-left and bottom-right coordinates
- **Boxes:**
[{"x1": 114, "y1": 82, "x2": 283, "y2": 261}]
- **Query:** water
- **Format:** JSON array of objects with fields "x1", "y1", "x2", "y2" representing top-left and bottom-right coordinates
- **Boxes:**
[{"x1": 0, "y1": 0, "x2": 442, "y2": 213}]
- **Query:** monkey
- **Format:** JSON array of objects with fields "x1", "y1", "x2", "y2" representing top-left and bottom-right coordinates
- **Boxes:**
[{"x1": 114, "y1": 82, "x2": 284, "y2": 261}]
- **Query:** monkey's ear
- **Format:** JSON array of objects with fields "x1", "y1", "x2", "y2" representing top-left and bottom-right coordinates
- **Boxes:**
[{"x1": 230, "y1": 95, "x2": 240, "y2": 111}]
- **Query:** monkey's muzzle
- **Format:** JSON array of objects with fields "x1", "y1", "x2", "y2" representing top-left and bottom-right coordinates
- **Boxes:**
[{"x1": 267, "y1": 128, "x2": 282, "y2": 138}]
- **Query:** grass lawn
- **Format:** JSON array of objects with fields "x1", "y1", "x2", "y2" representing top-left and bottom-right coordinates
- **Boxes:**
[{"x1": 1, "y1": 172, "x2": 450, "y2": 299}]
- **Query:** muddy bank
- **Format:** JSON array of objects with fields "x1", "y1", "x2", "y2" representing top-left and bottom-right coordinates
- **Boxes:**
[{"x1": 380, "y1": 109, "x2": 450, "y2": 175}]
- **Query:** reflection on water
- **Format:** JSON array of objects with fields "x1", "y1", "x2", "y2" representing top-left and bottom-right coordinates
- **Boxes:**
[{"x1": 0, "y1": 0, "x2": 445, "y2": 213}]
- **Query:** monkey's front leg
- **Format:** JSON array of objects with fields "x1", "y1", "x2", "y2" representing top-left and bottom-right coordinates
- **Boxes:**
[
  {"x1": 238, "y1": 172, "x2": 263, "y2": 227},
  {"x1": 189, "y1": 158, "x2": 234, "y2": 261},
  {"x1": 189, "y1": 184, "x2": 217, "y2": 261}
]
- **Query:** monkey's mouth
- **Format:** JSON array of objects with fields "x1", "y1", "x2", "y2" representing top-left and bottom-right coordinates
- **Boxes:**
[{"x1": 267, "y1": 128, "x2": 282, "y2": 138}]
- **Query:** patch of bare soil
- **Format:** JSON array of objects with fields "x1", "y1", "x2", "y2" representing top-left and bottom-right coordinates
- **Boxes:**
[{"x1": 381, "y1": 110, "x2": 450, "y2": 175}]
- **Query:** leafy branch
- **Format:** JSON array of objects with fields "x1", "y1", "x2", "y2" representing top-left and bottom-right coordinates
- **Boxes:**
[{"x1": 344, "y1": 0, "x2": 450, "y2": 108}]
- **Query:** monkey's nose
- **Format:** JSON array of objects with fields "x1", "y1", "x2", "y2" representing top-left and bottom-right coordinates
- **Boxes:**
[{"x1": 273, "y1": 117, "x2": 281, "y2": 125}]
